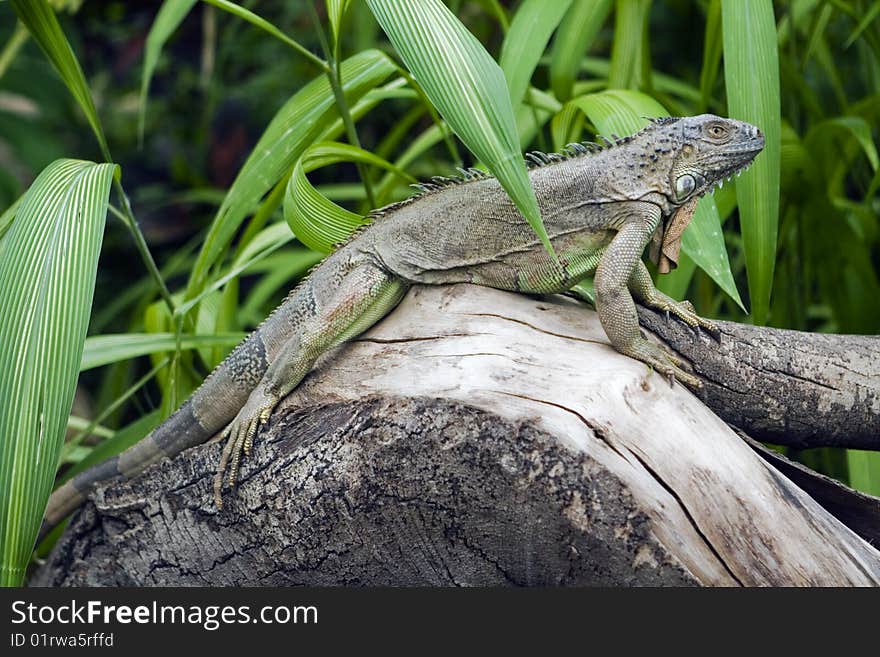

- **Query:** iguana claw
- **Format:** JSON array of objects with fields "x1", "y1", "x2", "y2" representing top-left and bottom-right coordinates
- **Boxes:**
[
  {"x1": 214, "y1": 387, "x2": 279, "y2": 509},
  {"x1": 642, "y1": 292, "x2": 720, "y2": 345},
  {"x1": 624, "y1": 337, "x2": 703, "y2": 389}
]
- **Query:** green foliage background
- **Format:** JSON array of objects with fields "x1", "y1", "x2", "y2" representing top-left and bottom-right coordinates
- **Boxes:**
[{"x1": 0, "y1": 0, "x2": 878, "y2": 584}]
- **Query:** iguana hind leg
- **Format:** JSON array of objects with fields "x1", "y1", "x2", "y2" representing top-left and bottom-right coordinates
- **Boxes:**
[{"x1": 214, "y1": 262, "x2": 407, "y2": 507}]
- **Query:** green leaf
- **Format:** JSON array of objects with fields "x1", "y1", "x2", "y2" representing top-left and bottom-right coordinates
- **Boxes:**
[
  {"x1": 499, "y1": 0, "x2": 572, "y2": 108},
  {"x1": 550, "y1": 0, "x2": 613, "y2": 102},
  {"x1": 367, "y1": 0, "x2": 554, "y2": 256},
  {"x1": 59, "y1": 411, "x2": 163, "y2": 486},
  {"x1": 673, "y1": 194, "x2": 745, "y2": 312},
  {"x1": 81, "y1": 333, "x2": 245, "y2": 372},
  {"x1": 11, "y1": 0, "x2": 110, "y2": 158},
  {"x1": 186, "y1": 49, "x2": 396, "y2": 297},
  {"x1": 0, "y1": 158, "x2": 115, "y2": 586},
  {"x1": 608, "y1": 0, "x2": 652, "y2": 90},
  {"x1": 326, "y1": 0, "x2": 353, "y2": 49},
  {"x1": 0, "y1": 195, "x2": 22, "y2": 242},
  {"x1": 557, "y1": 89, "x2": 744, "y2": 310},
  {"x1": 844, "y1": 1, "x2": 880, "y2": 48},
  {"x1": 813, "y1": 116, "x2": 879, "y2": 172},
  {"x1": 139, "y1": 0, "x2": 198, "y2": 144},
  {"x1": 201, "y1": 0, "x2": 325, "y2": 69},
  {"x1": 181, "y1": 222, "x2": 298, "y2": 317},
  {"x1": 847, "y1": 450, "x2": 880, "y2": 496},
  {"x1": 699, "y1": 0, "x2": 723, "y2": 110},
  {"x1": 722, "y1": 0, "x2": 781, "y2": 324},
  {"x1": 286, "y1": 142, "x2": 414, "y2": 253}
]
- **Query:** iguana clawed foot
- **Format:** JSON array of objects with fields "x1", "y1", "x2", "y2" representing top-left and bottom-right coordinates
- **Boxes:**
[
  {"x1": 630, "y1": 292, "x2": 717, "y2": 387},
  {"x1": 623, "y1": 337, "x2": 703, "y2": 389},
  {"x1": 213, "y1": 387, "x2": 279, "y2": 509},
  {"x1": 645, "y1": 293, "x2": 721, "y2": 342}
]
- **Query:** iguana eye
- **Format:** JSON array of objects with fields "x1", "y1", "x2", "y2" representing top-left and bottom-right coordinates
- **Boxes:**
[
  {"x1": 706, "y1": 124, "x2": 728, "y2": 139},
  {"x1": 675, "y1": 174, "x2": 696, "y2": 201}
]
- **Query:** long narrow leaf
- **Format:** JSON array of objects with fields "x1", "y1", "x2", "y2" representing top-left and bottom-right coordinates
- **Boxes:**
[
  {"x1": 286, "y1": 142, "x2": 414, "y2": 253},
  {"x1": 326, "y1": 0, "x2": 353, "y2": 49},
  {"x1": 550, "y1": 0, "x2": 613, "y2": 102},
  {"x1": 0, "y1": 196, "x2": 22, "y2": 242},
  {"x1": 0, "y1": 159, "x2": 115, "y2": 586},
  {"x1": 59, "y1": 411, "x2": 162, "y2": 486},
  {"x1": 699, "y1": 0, "x2": 723, "y2": 110},
  {"x1": 201, "y1": 0, "x2": 325, "y2": 68},
  {"x1": 608, "y1": 0, "x2": 652, "y2": 90},
  {"x1": 81, "y1": 333, "x2": 245, "y2": 372},
  {"x1": 139, "y1": 0, "x2": 199, "y2": 143},
  {"x1": 367, "y1": 0, "x2": 554, "y2": 255},
  {"x1": 186, "y1": 49, "x2": 396, "y2": 296},
  {"x1": 722, "y1": 0, "x2": 781, "y2": 323},
  {"x1": 499, "y1": 0, "x2": 572, "y2": 108},
  {"x1": 11, "y1": 0, "x2": 110, "y2": 158}
]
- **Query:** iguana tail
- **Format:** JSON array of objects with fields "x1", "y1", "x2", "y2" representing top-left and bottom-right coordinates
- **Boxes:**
[
  {"x1": 37, "y1": 248, "x2": 397, "y2": 546},
  {"x1": 37, "y1": 328, "x2": 271, "y2": 545}
]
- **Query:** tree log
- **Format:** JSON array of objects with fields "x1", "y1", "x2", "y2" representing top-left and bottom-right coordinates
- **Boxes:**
[
  {"x1": 637, "y1": 306, "x2": 880, "y2": 449},
  {"x1": 35, "y1": 284, "x2": 880, "y2": 586}
]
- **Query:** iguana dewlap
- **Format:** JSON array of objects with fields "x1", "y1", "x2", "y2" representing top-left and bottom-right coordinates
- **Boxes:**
[{"x1": 39, "y1": 114, "x2": 763, "y2": 541}]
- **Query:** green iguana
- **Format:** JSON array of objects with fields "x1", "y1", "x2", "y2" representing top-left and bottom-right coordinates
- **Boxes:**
[{"x1": 39, "y1": 114, "x2": 764, "y2": 542}]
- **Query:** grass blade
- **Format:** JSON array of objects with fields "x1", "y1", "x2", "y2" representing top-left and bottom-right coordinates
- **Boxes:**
[
  {"x1": 722, "y1": 0, "x2": 781, "y2": 324},
  {"x1": 609, "y1": 0, "x2": 652, "y2": 90},
  {"x1": 186, "y1": 49, "x2": 396, "y2": 297},
  {"x1": 550, "y1": 0, "x2": 613, "y2": 102},
  {"x1": 326, "y1": 0, "x2": 353, "y2": 50},
  {"x1": 499, "y1": 0, "x2": 572, "y2": 107},
  {"x1": 0, "y1": 159, "x2": 115, "y2": 586},
  {"x1": 201, "y1": 0, "x2": 326, "y2": 69},
  {"x1": 10, "y1": 0, "x2": 110, "y2": 158},
  {"x1": 699, "y1": 0, "x2": 723, "y2": 111},
  {"x1": 139, "y1": 0, "x2": 199, "y2": 144},
  {"x1": 367, "y1": 0, "x2": 554, "y2": 255},
  {"x1": 81, "y1": 333, "x2": 245, "y2": 372},
  {"x1": 285, "y1": 142, "x2": 414, "y2": 253}
]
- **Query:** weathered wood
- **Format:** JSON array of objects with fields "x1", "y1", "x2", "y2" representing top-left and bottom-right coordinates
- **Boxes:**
[
  {"x1": 637, "y1": 305, "x2": 880, "y2": 450},
  {"x1": 35, "y1": 284, "x2": 880, "y2": 586}
]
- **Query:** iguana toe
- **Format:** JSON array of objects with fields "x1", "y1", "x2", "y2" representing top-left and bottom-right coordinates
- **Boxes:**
[
  {"x1": 644, "y1": 293, "x2": 720, "y2": 343},
  {"x1": 624, "y1": 338, "x2": 702, "y2": 389},
  {"x1": 213, "y1": 389, "x2": 279, "y2": 509}
]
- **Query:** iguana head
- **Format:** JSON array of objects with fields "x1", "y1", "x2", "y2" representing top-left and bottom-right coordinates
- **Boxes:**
[
  {"x1": 640, "y1": 114, "x2": 764, "y2": 273},
  {"x1": 664, "y1": 114, "x2": 765, "y2": 205}
]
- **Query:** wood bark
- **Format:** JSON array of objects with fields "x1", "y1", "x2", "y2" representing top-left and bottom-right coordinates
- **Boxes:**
[
  {"x1": 35, "y1": 284, "x2": 880, "y2": 586},
  {"x1": 637, "y1": 306, "x2": 880, "y2": 449}
]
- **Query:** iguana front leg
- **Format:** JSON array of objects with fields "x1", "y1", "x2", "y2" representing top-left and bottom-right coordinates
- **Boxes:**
[
  {"x1": 214, "y1": 263, "x2": 407, "y2": 507},
  {"x1": 627, "y1": 260, "x2": 720, "y2": 340},
  {"x1": 594, "y1": 204, "x2": 702, "y2": 388}
]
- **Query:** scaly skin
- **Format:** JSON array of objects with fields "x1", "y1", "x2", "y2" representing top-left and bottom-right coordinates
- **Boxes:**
[{"x1": 39, "y1": 114, "x2": 764, "y2": 540}]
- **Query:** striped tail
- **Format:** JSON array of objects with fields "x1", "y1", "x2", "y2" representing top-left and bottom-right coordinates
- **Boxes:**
[{"x1": 37, "y1": 328, "x2": 270, "y2": 545}]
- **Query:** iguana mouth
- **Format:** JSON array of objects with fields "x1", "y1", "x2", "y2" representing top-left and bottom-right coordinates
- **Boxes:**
[{"x1": 706, "y1": 135, "x2": 765, "y2": 193}]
